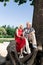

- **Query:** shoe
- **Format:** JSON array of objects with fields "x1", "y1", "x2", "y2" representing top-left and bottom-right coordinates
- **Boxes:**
[
  {"x1": 19, "y1": 54, "x2": 24, "y2": 58},
  {"x1": 33, "y1": 45, "x2": 37, "y2": 49},
  {"x1": 27, "y1": 50, "x2": 31, "y2": 54},
  {"x1": 23, "y1": 51, "x2": 28, "y2": 54}
]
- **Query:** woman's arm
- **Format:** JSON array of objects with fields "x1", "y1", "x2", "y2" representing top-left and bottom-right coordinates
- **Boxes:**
[{"x1": 16, "y1": 29, "x2": 21, "y2": 37}]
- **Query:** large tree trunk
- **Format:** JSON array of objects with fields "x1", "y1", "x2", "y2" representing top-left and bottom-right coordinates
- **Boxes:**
[
  {"x1": 32, "y1": 0, "x2": 43, "y2": 65},
  {"x1": 32, "y1": 0, "x2": 43, "y2": 46}
]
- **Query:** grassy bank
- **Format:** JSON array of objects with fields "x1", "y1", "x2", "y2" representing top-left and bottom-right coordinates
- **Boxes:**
[{"x1": 0, "y1": 38, "x2": 14, "y2": 43}]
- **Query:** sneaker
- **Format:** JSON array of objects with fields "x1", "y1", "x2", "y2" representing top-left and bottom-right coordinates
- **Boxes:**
[
  {"x1": 19, "y1": 54, "x2": 24, "y2": 58},
  {"x1": 23, "y1": 51, "x2": 28, "y2": 54},
  {"x1": 33, "y1": 45, "x2": 37, "y2": 49},
  {"x1": 27, "y1": 50, "x2": 31, "y2": 54}
]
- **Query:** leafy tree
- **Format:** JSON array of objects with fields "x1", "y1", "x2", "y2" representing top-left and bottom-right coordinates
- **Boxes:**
[
  {"x1": 6, "y1": 25, "x2": 15, "y2": 37},
  {"x1": 14, "y1": 26, "x2": 18, "y2": 37},
  {"x1": 2, "y1": 25, "x2": 6, "y2": 28},
  {"x1": 0, "y1": 0, "x2": 34, "y2": 6},
  {"x1": 0, "y1": 27, "x2": 7, "y2": 35},
  {"x1": 1, "y1": 25, "x2": 17, "y2": 38}
]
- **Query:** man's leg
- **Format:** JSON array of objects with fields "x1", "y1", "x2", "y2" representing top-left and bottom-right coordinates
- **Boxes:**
[
  {"x1": 25, "y1": 38, "x2": 31, "y2": 54},
  {"x1": 31, "y1": 33, "x2": 37, "y2": 48}
]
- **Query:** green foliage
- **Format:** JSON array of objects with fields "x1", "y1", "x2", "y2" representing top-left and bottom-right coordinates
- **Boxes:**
[
  {"x1": 30, "y1": 0, "x2": 35, "y2": 5},
  {"x1": 0, "y1": 0, "x2": 27, "y2": 5},
  {"x1": 0, "y1": 0, "x2": 9, "y2": 2},
  {"x1": 0, "y1": 38, "x2": 14, "y2": 43},
  {"x1": 4, "y1": 2, "x2": 6, "y2": 6},
  {"x1": 0, "y1": 0, "x2": 4, "y2": 2},
  {"x1": 6, "y1": 25, "x2": 15, "y2": 37},
  {"x1": 14, "y1": 0, "x2": 19, "y2": 2},
  {"x1": 3, "y1": 34, "x2": 12, "y2": 38},
  {"x1": 19, "y1": 0, "x2": 27, "y2": 5},
  {"x1": 0, "y1": 0, "x2": 9, "y2": 6},
  {"x1": 5, "y1": 0, "x2": 9, "y2": 2},
  {"x1": 0, "y1": 27, "x2": 7, "y2": 34},
  {"x1": 2, "y1": 25, "x2": 6, "y2": 28},
  {"x1": 0, "y1": 35, "x2": 3, "y2": 38},
  {"x1": 29, "y1": 0, "x2": 32, "y2": 1},
  {"x1": 0, "y1": 40, "x2": 10, "y2": 43},
  {"x1": 14, "y1": 0, "x2": 27, "y2": 5},
  {"x1": 14, "y1": 27, "x2": 18, "y2": 37},
  {"x1": 0, "y1": 25, "x2": 17, "y2": 38},
  {"x1": 0, "y1": 0, "x2": 35, "y2": 6}
]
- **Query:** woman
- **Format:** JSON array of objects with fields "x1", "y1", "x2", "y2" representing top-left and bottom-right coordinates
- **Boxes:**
[{"x1": 15, "y1": 25, "x2": 26, "y2": 58}]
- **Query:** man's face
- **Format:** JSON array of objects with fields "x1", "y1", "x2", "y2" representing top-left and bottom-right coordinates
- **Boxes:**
[{"x1": 26, "y1": 23, "x2": 30, "y2": 28}]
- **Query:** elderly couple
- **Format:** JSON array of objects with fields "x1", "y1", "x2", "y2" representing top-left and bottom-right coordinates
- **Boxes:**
[{"x1": 15, "y1": 22, "x2": 37, "y2": 58}]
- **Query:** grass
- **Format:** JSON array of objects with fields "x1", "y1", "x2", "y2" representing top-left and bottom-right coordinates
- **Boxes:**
[{"x1": 0, "y1": 38, "x2": 14, "y2": 43}]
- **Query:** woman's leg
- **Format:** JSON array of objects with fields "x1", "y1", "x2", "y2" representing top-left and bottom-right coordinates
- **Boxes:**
[
  {"x1": 19, "y1": 45, "x2": 25, "y2": 58},
  {"x1": 19, "y1": 39, "x2": 25, "y2": 58}
]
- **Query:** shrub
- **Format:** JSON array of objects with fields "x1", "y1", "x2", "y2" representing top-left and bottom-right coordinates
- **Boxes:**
[{"x1": 0, "y1": 35, "x2": 3, "y2": 38}]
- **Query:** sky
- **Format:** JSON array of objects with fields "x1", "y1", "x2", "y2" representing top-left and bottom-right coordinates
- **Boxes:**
[{"x1": 0, "y1": 0, "x2": 34, "y2": 27}]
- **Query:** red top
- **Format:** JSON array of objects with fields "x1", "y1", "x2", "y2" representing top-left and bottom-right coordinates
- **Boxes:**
[{"x1": 17, "y1": 29, "x2": 23, "y2": 37}]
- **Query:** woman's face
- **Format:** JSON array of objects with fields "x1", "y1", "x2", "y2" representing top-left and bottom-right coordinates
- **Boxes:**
[{"x1": 19, "y1": 25, "x2": 23, "y2": 29}]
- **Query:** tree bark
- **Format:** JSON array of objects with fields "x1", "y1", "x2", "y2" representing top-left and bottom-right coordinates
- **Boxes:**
[
  {"x1": 32, "y1": 0, "x2": 43, "y2": 46},
  {"x1": 32, "y1": 0, "x2": 43, "y2": 65}
]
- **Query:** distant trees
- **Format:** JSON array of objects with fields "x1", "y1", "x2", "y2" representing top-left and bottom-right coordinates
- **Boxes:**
[
  {"x1": 0, "y1": 25, "x2": 17, "y2": 38},
  {"x1": 6, "y1": 25, "x2": 15, "y2": 38},
  {"x1": 0, "y1": 27, "x2": 7, "y2": 38},
  {"x1": 0, "y1": 27, "x2": 6, "y2": 34}
]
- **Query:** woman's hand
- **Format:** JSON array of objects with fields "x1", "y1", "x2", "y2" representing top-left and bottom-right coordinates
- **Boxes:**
[{"x1": 20, "y1": 36, "x2": 25, "y2": 39}]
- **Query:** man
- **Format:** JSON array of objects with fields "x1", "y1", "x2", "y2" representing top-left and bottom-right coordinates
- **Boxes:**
[{"x1": 24, "y1": 22, "x2": 37, "y2": 53}]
